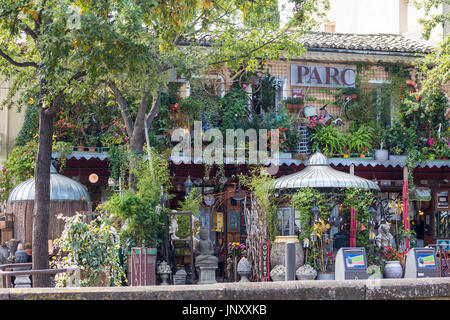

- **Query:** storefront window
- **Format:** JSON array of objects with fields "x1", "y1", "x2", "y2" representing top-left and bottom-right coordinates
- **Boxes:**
[{"x1": 435, "y1": 210, "x2": 450, "y2": 239}]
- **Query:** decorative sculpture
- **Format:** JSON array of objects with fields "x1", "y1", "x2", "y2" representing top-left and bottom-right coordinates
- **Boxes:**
[
  {"x1": 375, "y1": 223, "x2": 396, "y2": 252},
  {"x1": 157, "y1": 261, "x2": 172, "y2": 285},
  {"x1": 237, "y1": 257, "x2": 251, "y2": 282},
  {"x1": 194, "y1": 227, "x2": 218, "y2": 284},
  {"x1": 194, "y1": 227, "x2": 218, "y2": 268}
]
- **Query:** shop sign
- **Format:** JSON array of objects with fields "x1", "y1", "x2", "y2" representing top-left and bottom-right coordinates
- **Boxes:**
[
  {"x1": 437, "y1": 191, "x2": 449, "y2": 209},
  {"x1": 290, "y1": 64, "x2": 356, "y2": 88},
  {"x1": 260, "y1": 241, "x2": 270, "y2": 281}
]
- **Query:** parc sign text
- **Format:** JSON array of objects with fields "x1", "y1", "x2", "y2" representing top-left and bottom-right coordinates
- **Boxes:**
[{"x1": 290, "y1": 64, "x2": 356, "y2": 88}]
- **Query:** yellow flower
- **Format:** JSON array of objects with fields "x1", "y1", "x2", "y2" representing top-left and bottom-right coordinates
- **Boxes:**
[{"x1": 28, "y1": 97, "x2": 34, "y2": 104}]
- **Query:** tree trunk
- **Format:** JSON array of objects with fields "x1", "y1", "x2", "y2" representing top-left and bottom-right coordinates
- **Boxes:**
[
  {"x1": 31, "y1": 106, "x2": 54, "y2": 287},
  {"x1": 128, "y1": 90, "x2": 151, "y2": 192},
  {"x1": 128, "y1": 123, "x2": 146, "y2": 192}
]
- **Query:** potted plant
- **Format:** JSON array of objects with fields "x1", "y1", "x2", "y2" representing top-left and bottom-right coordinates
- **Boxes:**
[
  {"x1": 338, "y1": 87, "x2": 360, "y2": 99},
  {"x1": 313, "y1": 218, "x2": 335, "y2": 280},
  {"x1": 310, "y1": 125, "x2": 346, "y2": 157},
  {"x1": 385, "y1": 121, "x2": 416, "y2": 161},
  {"x1": 383, "y1": 246, "x2": 406, "y2": 279},
  {"x1": 347, "y1": 125, "x2": 373, "y2": 157},
  {"x1": 283, "y1": 97, "x2": 304, "y2": 113},
  {"x1": 52, "y1": 213, "x2": 125, "y2": 287},
  {"x1": 436, "y1": 142, "x2": 450, "y2": 160},
  {"x1": 86, "y1": 136, "x2": 99, "y2": 152}
]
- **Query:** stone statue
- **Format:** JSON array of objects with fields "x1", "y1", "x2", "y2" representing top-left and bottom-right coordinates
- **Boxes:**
[
  {"x1": 375, "y1": 223, "x2": 396, "y2": 252},
  {"x1": 169, "y1": 216, "x2": 179, "y2": 240},
  {"x1": 194, "y1": 227, "x2": 218, "y2": 284},
  {"x1": 194, "y1": 227, "x2": 218, "y2": 268}
]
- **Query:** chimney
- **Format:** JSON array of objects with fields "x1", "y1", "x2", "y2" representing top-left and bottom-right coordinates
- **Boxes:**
[
  {"x1": 324, "y1": 21, "x2": 336, "y2": 33},
  {"x1": 399, "y1": 0, "x2": 408, "y2": 34}
]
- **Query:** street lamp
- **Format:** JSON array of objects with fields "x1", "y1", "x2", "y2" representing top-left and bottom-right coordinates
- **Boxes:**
[{"x1": 310, "y1": 205, "x2": 320, "y2": 223}]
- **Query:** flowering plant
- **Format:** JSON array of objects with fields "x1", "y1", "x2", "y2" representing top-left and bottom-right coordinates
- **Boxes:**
[
  {"x1": 100, "y1": 120, "x2": 129, "y2": 147},
  {"x1": 228, "y1": 242, "x2": 246, "y2": 257},
  {"x1": 383, "y1": 246, "x2": 406, "y2": 262},
  {"x1": 307, "y1": 115, "x2": 325, "y2": 129},
  {"x1": 54, "y1": 119, "x2": 84, "y2": 144},
  {"x1": 384, "y1": 121, "x2": 416, "y2": 155},
  {"x1": 264, "y1": 128, "x2": 289, "y2": 152}
]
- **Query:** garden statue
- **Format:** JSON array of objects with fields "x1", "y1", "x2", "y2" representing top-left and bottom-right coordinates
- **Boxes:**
[
  {"x1": 6, "y1": 239, "x2": 19, "y2": 263},
  {"x1": 12, "y1": 243, "x2": 31, "y2": 288},
  {"x1": 169, "y1": 216, "x2": 179, "y2": 240},
  {"x1": 173, "y1": 268, "x2": 187, "y2": 285},
  {"x1": 237, "y1": 257, "x2": 251, "y2": 282},
  {"x1": 157, "y1": 261, "x2": 172, "y2": 285},
  {"x1": 194, "y1": 227, "x2": 218, "y2": 268},
  {"x1": 194, "y1": 227, "x2": 218, "y2": 284},
  {"x1": 375, "y1": 223, "x2": 395, "y2": 252}
]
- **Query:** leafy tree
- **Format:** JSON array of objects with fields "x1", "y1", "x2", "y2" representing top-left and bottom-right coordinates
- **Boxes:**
[
  {"x1": 412, "y1": 0, "x2": 450, "y2": 93},
  {"x1": 0, "y1": 0, "x2": 93, "y2": 286},
  {"x1": 0, "y1": 0, "x2": 329, "y2": 286},
  {"x1": 67, "y1": 0, "x2": 330, "y2": 191}
]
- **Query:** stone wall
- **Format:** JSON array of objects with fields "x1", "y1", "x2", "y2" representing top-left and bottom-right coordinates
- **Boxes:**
[{"x1": 0, "y1": 278, "x2": 449, "y2": 300}]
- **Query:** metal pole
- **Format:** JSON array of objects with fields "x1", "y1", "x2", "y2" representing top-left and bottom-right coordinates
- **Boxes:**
[{"x1": 285, "y1": 242, "x2": 296, "y2": 281}]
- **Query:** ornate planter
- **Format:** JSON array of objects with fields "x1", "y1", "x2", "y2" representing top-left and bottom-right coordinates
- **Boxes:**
[
  {"x1": 237, "y1": 257, "x2": 251, "y2": 282},
  {"x1": 270, "y1": 265, "x2": 286, "y2": 281},
  {"x1": 270, "y1": 236, "x2": 304, "y2": 270},
  {"x1": 157, "y1": 261, "x2": 172, "y2": 285},
  {"x1": 296, "y1": 264, "x2": 317, "y2": 280},
  {"x1": 384, "y1": 261, "x2": 403, "y2": 279},
  {"x1": 374, "y1": 149, "x2": 389, "y2": 160}
]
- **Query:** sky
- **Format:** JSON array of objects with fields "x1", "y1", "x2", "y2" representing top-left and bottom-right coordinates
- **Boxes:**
[{"x1": 279, "y1": 0, "x2": 444, "y2": 45}]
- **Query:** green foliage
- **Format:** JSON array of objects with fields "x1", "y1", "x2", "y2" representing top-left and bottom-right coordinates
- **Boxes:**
[
  {"x1": 258, "y1": 106, "x2": 301, "y2": 152},
  {"x1": 347, "y1": 125, "x2": 374, "y2": 154},
  {"x1": 400, "y1": 87, "x2": 448, "y2": 140},
  {"x1": 219, "y1": 87, "x2": 248, "y2": 132},
  {"x1": 107, "y1": 145, "x2": 129, "y2": 187},
  {"x1": 343, "y1": 187, "x2": 377, "y2": 264},
  {"x1": 176, "y1": 187, "x2": 204, "y2": 239},
  {"x1": 16, "y1": 103, "x2": 39, "y2": 147},
  {"x1": 179, "y1": 95, "x2": 203, "y2": 124},
  {"x1": 0, "y1": 141, "x2": 37, "y2": 207},
  {"x1": 291, "y1": 187, "x2": 332, "y2": 241},
  {"x1": 384, "y1": 121, "x2": 417, "y2": 155},
  {"x1": 310, "y1": 125, "x2": 347, "y2": 156},
  {"x1": 52, "y1": 213, "x2": 124, "y2": 287},
  {"x1": 53, "y1": 141, "x2": 73, "y2": 173},
  {"x1": 102, "y1": 149, "x2": 171, "y2": 248},
  {"x1": 239, "y1": 167, "x2": 277, "y2": 242}
]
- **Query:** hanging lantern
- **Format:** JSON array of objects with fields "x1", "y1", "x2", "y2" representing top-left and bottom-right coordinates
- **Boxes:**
[
  {"x1": 232, "y1": 183, "x2": 246, "y2": 201},
  {"x1": 310, "y1": 206, "x2": 320, "y2": 223},
  {"x1": 204, "y1": 195, "x2": 215, "y2": 206}
]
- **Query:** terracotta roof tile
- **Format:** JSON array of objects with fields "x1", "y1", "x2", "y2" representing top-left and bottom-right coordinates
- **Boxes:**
[{"x1": 299, "y1": 32, "x2": 433, "y2": 54}]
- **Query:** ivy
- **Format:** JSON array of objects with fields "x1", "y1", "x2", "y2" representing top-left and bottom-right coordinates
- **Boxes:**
[
  {"x1": 0, "y1": 141, "x2": 37, "y2": 208},
  {"x1": 52, "y1": 213, "x2": 125, "y2": 287}
]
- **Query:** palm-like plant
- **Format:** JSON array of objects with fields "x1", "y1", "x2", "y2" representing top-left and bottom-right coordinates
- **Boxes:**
[
  {"x1": 310, "y1": 125, "x2": 347, "y2": 157},
  {"x1": 348, "y1": 126, "x2": 374, "y2": 154}
]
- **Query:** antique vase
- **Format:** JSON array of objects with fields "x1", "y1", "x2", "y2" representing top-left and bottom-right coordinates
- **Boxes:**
[{"x1": 384, "y1": 261, "x2": 403, "y2": 278}]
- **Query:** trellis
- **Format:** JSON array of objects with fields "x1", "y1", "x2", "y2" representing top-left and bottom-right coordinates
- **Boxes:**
[{"x1": 243, "y1": 194, "x2": 268, "y2": 282}]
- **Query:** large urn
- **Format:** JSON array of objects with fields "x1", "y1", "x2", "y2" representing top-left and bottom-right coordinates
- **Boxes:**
[{"x1": 270, "y1": 236, "x2": 304, "y2": 270}]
